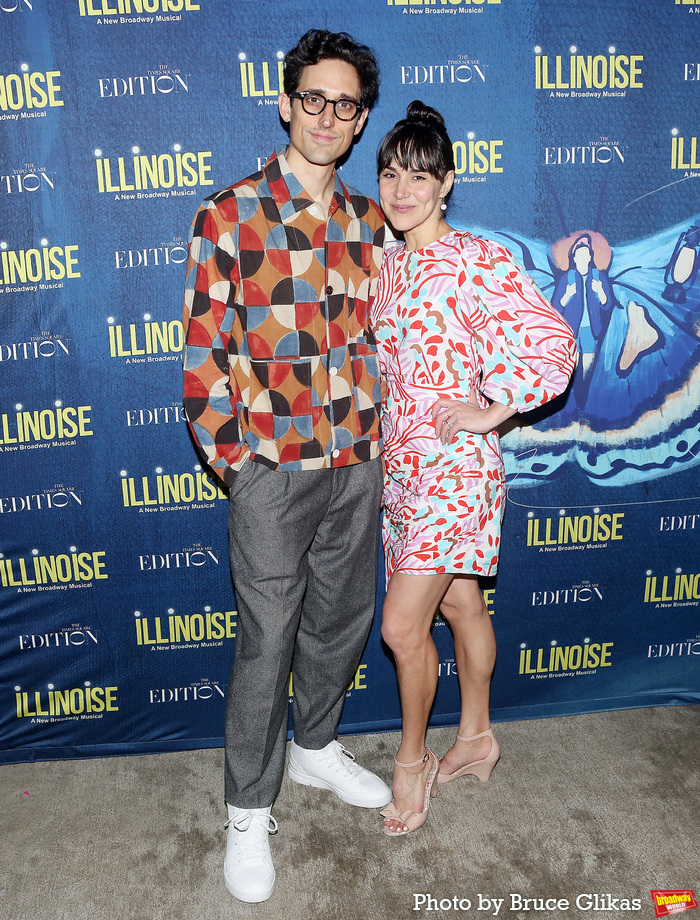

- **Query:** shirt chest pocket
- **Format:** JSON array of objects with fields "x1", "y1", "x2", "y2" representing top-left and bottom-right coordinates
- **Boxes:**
[{"x1": 348, "y1": 341, "x2": 381, "y2": 397}]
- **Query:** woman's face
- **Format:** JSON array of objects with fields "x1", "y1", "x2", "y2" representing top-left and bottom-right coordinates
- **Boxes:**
[{"x1": 378, "y1": 159, "x2": 452, "y2": 240}]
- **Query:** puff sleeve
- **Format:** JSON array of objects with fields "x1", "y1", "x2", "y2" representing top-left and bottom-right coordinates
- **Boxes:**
[{"x1": 457, "y1": 238, "x2": 578, "y2": 411}]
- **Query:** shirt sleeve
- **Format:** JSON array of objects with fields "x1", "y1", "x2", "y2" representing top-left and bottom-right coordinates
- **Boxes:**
[
  {"x1": 182, "y1": 199, "x2": 242, "y2": 488},
  {"x1": 457, "y1": 238, "x2": 578, "y2": 411}
]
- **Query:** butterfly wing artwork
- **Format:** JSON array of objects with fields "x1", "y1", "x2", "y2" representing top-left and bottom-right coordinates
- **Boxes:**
[{"x1": 457, "y1": 216, "x2": 700, "y2": 488}]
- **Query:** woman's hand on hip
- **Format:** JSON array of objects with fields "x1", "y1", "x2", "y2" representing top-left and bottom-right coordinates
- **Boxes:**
[{"x1": 431, "y1": 397, "x2": 517, "y2": 443}]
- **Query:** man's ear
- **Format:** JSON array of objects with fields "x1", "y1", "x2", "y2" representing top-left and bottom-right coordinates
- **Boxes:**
[
  {"x1": 278, "y1": 93, "x2": 291, "y2": 124},
  {"x1": 353, "y1": 107, "x2": 370, "y2": 136}
]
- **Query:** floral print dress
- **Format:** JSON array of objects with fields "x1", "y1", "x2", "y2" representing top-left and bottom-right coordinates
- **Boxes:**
[{"x1": 371, "y1": 230, "x2": 577, "y2": 578}]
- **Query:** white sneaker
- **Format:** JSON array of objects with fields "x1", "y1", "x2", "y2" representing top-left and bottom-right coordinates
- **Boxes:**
[
  {"x1": 287, "y1": 739, "x2": 392, "y2": 808},
  {"x1": 223, "y1": 804, "x2": 278, "y2": 903}
]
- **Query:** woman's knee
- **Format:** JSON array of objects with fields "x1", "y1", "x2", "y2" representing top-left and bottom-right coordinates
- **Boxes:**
[
  {"x1": 380, "y1": 611, "x2": 404, "y2": 653},
  {"x1": 439, "y1": 595, "x2": 486, "y2": 625},
  {"x1": 381, "y1": 609, "x2": 424, "y2": 659}
]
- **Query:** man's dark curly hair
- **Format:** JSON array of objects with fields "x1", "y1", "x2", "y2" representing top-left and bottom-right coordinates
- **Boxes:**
[{"x1": 283, "y1": 29, "x2": 379, "y2": 109}]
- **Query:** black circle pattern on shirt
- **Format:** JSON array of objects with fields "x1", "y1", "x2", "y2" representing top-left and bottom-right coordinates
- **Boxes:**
[
  {"x1": 239, "y1": 247, "x2": 265, "y2": 279},
  {"x1": 271, "y1": 277, "x2": 295, "y2": 305},
  {"x1": 323, "y1": 293, "x2": 345, "y2": 322},
  {"x1": 347, "y1": 240, "x2": 365, "y2": 269},
  {"x1": 285, "y1": 226, "x2": 313, "y2": 252}
]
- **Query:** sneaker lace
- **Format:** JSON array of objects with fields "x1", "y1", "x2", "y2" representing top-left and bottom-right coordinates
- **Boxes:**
[
  {"x1": 225, "y1": 811, "x2": 278, "y2": 864},
  {"x1": 325, "y1": 741, "x2": 361, "y2": 775}
]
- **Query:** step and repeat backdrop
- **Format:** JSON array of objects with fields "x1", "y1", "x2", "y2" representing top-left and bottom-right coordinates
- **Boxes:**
[{"x1": 1, "y1": 0, "x2": 699, "y2": 764}]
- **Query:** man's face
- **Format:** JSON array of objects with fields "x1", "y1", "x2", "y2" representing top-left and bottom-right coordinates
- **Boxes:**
[{"x1": 278, "y1": 58, "x2": 369, "y2": 172}]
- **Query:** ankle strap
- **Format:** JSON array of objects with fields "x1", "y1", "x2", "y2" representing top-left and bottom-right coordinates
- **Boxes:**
[
  {"x1": 456, "y1": 728, "x2": 493, "y2": 743},
  {"x1": 394, "y1": 750, "x2": 429, "y2": 768}
]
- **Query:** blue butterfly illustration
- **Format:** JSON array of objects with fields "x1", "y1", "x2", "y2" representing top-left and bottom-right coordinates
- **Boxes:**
[{"x1": 459, "y1": 206, "x2": 700, "y2": 488}]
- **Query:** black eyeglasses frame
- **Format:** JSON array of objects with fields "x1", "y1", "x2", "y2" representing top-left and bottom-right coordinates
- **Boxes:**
[{"x1": 288, "y1": 91, "x2": 365, "y2": 122}]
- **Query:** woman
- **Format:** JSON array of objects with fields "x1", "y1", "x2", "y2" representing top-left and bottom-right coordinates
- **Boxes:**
[{"x1": 371, "y1": 101, "x2": 577, "y2": 836}]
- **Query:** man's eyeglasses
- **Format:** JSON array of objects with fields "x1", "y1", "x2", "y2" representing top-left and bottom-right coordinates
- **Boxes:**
[{"x1": 288, "y1": 91, "x2": 364, "y2": 122}]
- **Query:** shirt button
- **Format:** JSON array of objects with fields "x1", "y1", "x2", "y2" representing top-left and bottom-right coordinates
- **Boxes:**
[
  {"x1": 330, "y1": 366, "x2": 338, "y2": 375},
  {"x1": 332, "y1": 449, "x2": 340, "y2": 459},
  {"x1": 326, "y1": 285, "x2": 333, "y2": 295}
]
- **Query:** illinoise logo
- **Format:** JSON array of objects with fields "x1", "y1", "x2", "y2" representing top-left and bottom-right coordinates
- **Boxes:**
[
  {"x1": 519, "y1": 640, "x2": 613, "y2": 675},
  {"x1": 238, "y1": 54, "x2": 285, "y2": 100},
  {"x1": 0, "y1": 68, "x2": 63, "y2": 116},
  {"x1": 452, "y1": 135, "x2": 503, "y2": 177},
  {"x1": 535, "y1": 47, "x2": 643, "y2": 92},
  {"x1": 95, "y1": 148, "x2": 213, "y2": 194},
  {"x1": 644, "y1": 568, "x2": 700, "y2": 605},
  {"x1": 386, "y1": 0, "x2": 502, "y2": 6},
  {"x1": 670, "y1": 133, "x2": 700, "y2": 171},
  {"x1": 0, "y1": 404, "x2": 92, "y2": 447},
  {"x1": 0, "y1": 548, "x2": 107, "y2": 589},
  {"x1": 526, "y1": 510, "x2": 624, "y2": 548},
  {"x1": 78, "y1": 0, "x2": 200, "y2": 14},
  {"x1": 108, "y1": 316, "x2": 183, "y2": 360},
  {"x1": 0, "y1": 243, "x2": 80, "y2": 287},
  {"x1": 135, "y1": 609, "x2": 235, "y2": 647},
  {"x1": 120, "y1": 466, "x2": 227, "y2": 509},
  {"x1": 15, "y1": 682, "x2": 118, "y2": 719}
]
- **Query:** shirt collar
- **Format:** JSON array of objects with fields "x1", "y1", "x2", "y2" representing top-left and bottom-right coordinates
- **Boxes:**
[{"x1": 264, "y1": 146, "x2": 350, "y2": 223}]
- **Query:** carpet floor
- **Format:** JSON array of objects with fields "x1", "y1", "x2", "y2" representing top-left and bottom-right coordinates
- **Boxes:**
[{"x1": 1, "y1": 705, "x2": 698, "y2": 920}]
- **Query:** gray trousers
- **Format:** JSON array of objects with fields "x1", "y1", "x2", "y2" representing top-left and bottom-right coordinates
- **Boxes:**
[{"x1": 224, "y1": 457, "x2": 383, "y2": 809}]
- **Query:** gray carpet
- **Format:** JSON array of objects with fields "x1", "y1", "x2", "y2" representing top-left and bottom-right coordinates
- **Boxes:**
[{"x1": 1, "y1": 706, "x2": 698, "y2": 920}]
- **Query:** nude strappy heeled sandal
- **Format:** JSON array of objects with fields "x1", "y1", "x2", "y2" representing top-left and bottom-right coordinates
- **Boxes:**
[
  {"x1": 380, "y1": 749, "x2": 439, "y2": 836},
  {"x1": 437, "y1": 728, "x2": 500, "y2": 785}
]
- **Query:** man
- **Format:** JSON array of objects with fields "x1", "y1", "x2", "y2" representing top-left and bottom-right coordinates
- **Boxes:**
[{"x1": 182, "y1": 30, "x2": 390, "y2": 904}]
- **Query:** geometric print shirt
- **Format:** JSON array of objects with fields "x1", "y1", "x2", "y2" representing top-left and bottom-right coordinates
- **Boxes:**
[{"x1": 183, "y1": 148, "x2": 386, "y2": 489}]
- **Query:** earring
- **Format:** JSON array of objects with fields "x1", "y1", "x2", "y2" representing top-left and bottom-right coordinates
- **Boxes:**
[{"x1": 440, "y1": 199, "x2": 447, "y2": 211}]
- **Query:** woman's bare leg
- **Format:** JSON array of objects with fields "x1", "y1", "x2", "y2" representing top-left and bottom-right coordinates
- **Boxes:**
[
  {"x1": 438, "y1": 575, "x2": 497, "y2": 775},
  {"x1": 380, "y1": 571, "x2": 452, "y2": 832}
]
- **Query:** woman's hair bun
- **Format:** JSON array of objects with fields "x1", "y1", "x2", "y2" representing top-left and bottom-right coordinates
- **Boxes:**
[
  {"x1": 377, "y1": 98, "x2": 454, "y2": 180},
  {"x1": 405, "y1": 100, "x2": 445, "y2": 129}
]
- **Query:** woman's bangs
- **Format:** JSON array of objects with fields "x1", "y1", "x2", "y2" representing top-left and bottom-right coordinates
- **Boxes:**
[
  {"x1": 394, "y1": 136, "x2": 440, "y2": 176},
  {"x1": 379, "y1": 129, "x2": 444, "y2": 179}
]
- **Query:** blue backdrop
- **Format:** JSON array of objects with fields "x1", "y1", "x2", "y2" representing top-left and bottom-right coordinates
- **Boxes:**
[{"x1": 1, "y1": 0, "x2": 699, "y2": 764}]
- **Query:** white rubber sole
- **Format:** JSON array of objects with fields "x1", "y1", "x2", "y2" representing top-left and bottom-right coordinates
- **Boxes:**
[
  {"x1": 224, "y1": 869, "x2": 275, "y2": 903},
  {"x1": 287, "y1": 761, "x2": 392, "y2": 808}
]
